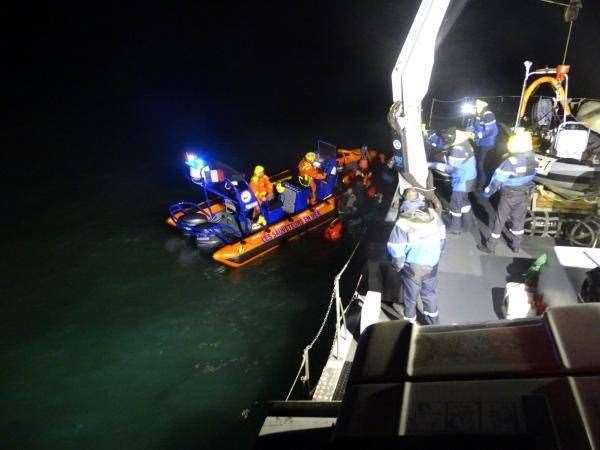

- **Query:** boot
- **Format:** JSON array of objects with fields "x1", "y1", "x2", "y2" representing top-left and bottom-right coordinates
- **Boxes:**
[
  {"x1": 477, "y1": 237, "x2": 498, "y2": 254},
  {"x1": 448, "y1": 213, "x2": 462, "y2": 235}
]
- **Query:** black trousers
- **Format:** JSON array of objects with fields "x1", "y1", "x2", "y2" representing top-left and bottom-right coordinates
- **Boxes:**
[
  {"x1": 400, "y1": 264, "x2": 439, "y2": 325},
  {"x1": 489, "y1": 188, "x2": 530, "y2": 249},
  {"x1": 449, "y1": 190, "x2": 474, "y2": 232},
  {"x1": 476, "y1": 146, "x2": 493, "y2": 187}
]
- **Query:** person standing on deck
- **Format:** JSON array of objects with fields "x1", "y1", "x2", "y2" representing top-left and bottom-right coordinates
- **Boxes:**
[
  {"x1": 473, "y1": 99, "x2": 499, "y2": 188},
  {"x1": 428, "y1": 128, "x2": 477, "y2": 234},
  {"x1": 386, "y1": 189, "x2": 446, "y2": 325},
  {"x1": 478, "y1": 130, "x2": 536, "y2": 254}
]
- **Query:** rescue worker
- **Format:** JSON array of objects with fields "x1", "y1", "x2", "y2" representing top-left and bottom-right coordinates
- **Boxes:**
[
  {"x1": 478, "y1": 130, "x2": 536, "y2": 254},
  {"x1": 429, "y1": 128, "x2": 477, "y2": 234},
  {"x1": 473, "y1": 99, "x2": 499, "y2": 188},
  {"x1": 386, "y1": 188, "x2": 446, "y2": 325},
  {"x1": 298, "y1": 152, "x2": 326, "y2": 204},
  {"x1": 426, "y1": 130, "x2": 449, "y2": 151},
  {"x1": 249, "y1": 165, "x2": 274, "y2": 204}
]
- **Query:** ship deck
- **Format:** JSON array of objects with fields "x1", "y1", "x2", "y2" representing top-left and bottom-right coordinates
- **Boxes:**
[
  {"x1": 312, "y1": 191, "x2": 559, "y2": 402},
  {"x1": 366, "y1": 191, "x2": 555, "y2": 324}
]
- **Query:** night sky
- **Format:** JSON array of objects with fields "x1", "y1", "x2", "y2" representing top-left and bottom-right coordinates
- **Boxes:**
[{"x1": 7, "y1": 1, "x2": 599, "y2": 181}]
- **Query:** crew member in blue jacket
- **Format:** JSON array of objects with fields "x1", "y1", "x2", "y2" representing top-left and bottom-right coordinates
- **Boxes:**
[
  {"x1": 478, "y1": 130, "x2": 536, "y2": 254},
  {"x1": 473, "y1": 99, "x2": 499, "y2": 187},
  {"x1": 387, "y1": 189, "x2": 446, "y2": 325},
  {"x1": 429, "y1": 128, "x2": 477, "y2": 234},
  {"x1": 426, "y1": 130, "x2": 449, "y2": 151}
]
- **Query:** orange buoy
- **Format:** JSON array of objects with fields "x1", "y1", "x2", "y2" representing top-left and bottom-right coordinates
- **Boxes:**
[{"x1": 324, "y1": 219, "x2": 343, "y2": 242}]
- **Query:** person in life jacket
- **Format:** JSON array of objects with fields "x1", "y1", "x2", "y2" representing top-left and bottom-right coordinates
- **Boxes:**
[
  {"x1": 249, "y1": 165, "x2": 274, "y2": 204},
  {"x1": 298, "y1": 152, "x2": 326, "y2": 204},
  {"x1": 429, "y1": 128, "x2": 477, "y2": 234},
  {"x1": 473, "y1": 99, "x2": 499, "y2": 188},
  {"x1": 478, "y1": 129, "x2": 537, "y2": 255},
  {"x1": 355, "y1": 158, "x2": 373, "y2": 190},
  {"x1": 386, "y1": 188, "x2": 446, "y2": 325}
]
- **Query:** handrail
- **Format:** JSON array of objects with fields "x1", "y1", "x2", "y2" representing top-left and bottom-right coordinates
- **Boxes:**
[{"x1": 285, "y1": 233, "x2": 364, "y2": 401}]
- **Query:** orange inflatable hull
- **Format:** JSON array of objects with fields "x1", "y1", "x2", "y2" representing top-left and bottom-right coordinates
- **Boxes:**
[{"x1": 212, "y1": 197, "x2": 337, "y2": 268}]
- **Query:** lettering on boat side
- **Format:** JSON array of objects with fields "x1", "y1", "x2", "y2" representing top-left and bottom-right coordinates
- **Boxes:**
[{"x1": 261, "y1": 210, "x2": 321, "y2": 243}]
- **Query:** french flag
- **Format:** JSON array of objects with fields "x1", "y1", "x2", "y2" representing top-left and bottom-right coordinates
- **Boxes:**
[{"x1": 203, "y1": 168, "x2": 225, "y2": 183}]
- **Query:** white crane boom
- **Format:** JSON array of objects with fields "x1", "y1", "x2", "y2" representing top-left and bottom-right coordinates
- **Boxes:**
[{"x1": 390, "y1": 0, "x2": 451, "y2": 189}]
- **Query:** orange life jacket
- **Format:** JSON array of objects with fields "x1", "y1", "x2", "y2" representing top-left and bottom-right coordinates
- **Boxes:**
[
  {"x1": 298, "y1": 159, "x2": 324, "y2": 186},
  {"x1": 249, "y1": 175, "x2": 273, "y2": 201}
]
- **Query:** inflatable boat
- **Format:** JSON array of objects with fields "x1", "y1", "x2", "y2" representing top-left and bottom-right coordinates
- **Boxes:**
[
  {"x1": 166, "y1": 147, "x2": 362, "y2": 267},
  {"x1": 515, "y1": 66, "x2": 600, "y2": 198}
]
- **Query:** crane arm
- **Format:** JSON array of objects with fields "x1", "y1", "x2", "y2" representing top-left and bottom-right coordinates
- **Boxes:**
[{"x1": 390, "y1": 0, "x2": 452, "y2": 189}]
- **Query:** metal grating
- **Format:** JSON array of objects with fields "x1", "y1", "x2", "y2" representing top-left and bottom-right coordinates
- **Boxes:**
[{"x1": 332, "y1": 361, "x2": 354, "y2": 401}]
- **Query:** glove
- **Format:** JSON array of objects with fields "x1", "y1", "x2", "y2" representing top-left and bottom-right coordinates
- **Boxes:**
[
  {"x1": 483, "y1": 187, "x2": 492, "y2": 198},
  {"x1": 390, "y1": 257, "x2": 405, "y2": 272}
]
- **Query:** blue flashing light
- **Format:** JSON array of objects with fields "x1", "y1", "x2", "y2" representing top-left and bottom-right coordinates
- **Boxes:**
[{"x1": 185, "y1": 153, "x2": 204, "y2": 169}]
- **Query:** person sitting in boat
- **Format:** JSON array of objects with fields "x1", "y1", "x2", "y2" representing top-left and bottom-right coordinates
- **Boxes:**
[
  {"x1": 356, "y1": 158, "x2": 373, "y2": 188},
  {"x1": 478, "y1": 129, "x2": 536, "y2": 255},
  {"x1": 298, "y1": 152, "x2": 326, "y2": 204},
  {"x1": 249, "y1": 165, "x2": 274, "y2": 204},
  {"x1": 473, "y1": 99, "x2": 499, "y2": 188}
]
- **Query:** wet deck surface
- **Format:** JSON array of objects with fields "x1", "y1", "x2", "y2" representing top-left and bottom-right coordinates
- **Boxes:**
[
  {"x1": 438, "y1": 229, "x2": 553, "y2": 325},
  {"x1": 358, "y1": 190, "x2": 556, "y2": 326},
  {"x1": 437, "y1": 191, "x2": 553, "y2": 325}
]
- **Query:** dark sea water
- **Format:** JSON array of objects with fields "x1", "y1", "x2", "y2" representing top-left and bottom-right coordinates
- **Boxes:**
[{"x1": 0, "y1": 95, "x2": 386, "y2": 450}]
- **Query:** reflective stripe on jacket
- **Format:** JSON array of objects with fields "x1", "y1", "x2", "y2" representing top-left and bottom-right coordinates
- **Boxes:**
[{"x1": 487, "y1": 152, "x2": 536, "y2": 196}]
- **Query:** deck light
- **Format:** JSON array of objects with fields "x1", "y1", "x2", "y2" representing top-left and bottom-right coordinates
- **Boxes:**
[{"x1": 461, "y1": 101, "x2": 476, "y2": 116}]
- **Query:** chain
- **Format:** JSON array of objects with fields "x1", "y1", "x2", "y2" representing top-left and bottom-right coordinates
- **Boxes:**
[{"x1": 284, "y1": 233, "x2": 364, "y2": 400}]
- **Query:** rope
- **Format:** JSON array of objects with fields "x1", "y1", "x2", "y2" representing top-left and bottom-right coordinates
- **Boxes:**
[
  {"x1": 562, "y1": 19, "x2": 574, "y2": 65},
  {"x1": 285, "y1": 357, "x2": 306, "y2": 401},
  {"x1": 284, "y1": 233, "x2": 364, "y2": 401},
  {"x1": 414, "y1": 186, "x2": 437, "y2": 192}
]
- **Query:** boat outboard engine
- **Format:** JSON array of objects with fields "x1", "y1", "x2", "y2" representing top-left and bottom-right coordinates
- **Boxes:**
[
  {"x1": 177, "y1": 212, "x2": 208, "y2": 232},
  {"x1": 175, "y1": 211, "x2": 209, "y2": 237},
  {"x1": 531, "y1": 97, "x2": 555, "y2": 131},
  {"x1": 193, "y1": 221, "x2": 241, "y2": 253}
]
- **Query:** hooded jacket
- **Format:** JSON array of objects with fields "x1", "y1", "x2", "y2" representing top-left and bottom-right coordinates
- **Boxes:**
[{"x1": 387, "y1": 208, "x2": 446, "y2": 270}]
